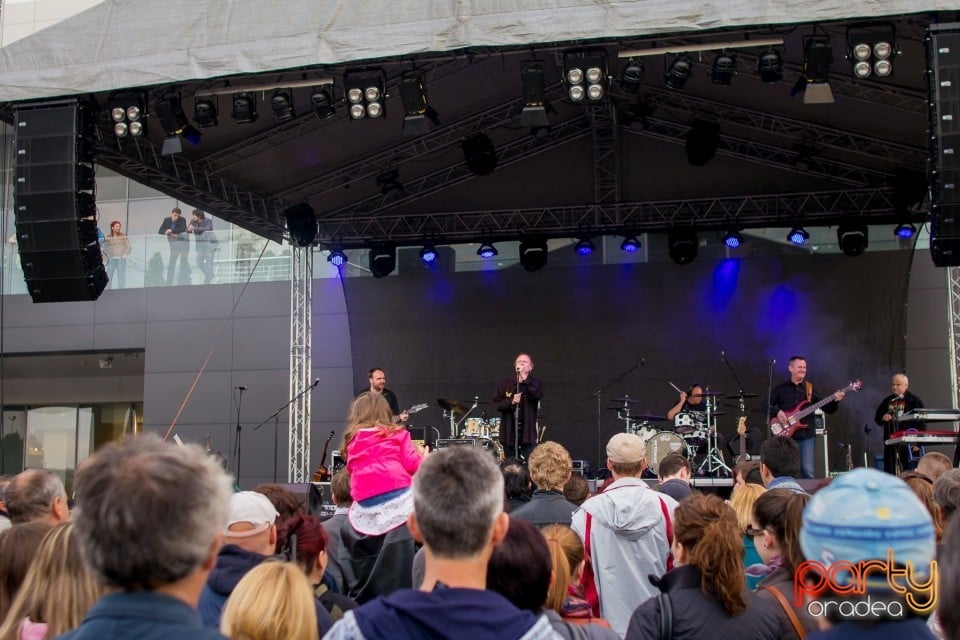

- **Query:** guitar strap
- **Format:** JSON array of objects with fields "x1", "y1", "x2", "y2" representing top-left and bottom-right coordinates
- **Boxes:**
[{"x1": 804, "y1": 381, "x2": 813, "y2": 403}]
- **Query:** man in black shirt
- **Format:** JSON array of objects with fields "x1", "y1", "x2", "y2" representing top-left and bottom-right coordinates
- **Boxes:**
[
  {"x1": 768, "y1": 355, "x2": 843, "y2": 479},
  {"x1": 494, "y1": 353, "x2": 543, "y2": 461},
  {"x1": 158, "y1": 206, "x2": 189, "y2": 285},
  {"x1": 362, "y1": 367, "x2": 408, "y2": 423},
  {"x1": 874, "y1": 373, "x2": 925, "y2": 474}
]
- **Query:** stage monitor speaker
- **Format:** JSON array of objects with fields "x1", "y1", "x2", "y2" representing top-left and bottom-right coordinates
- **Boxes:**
[
  {"x1": 13, "y1": 98, "x2": 106, "y2": 302},
  {"x1": 435, "y1": 438, "x2": 475, "y2": 450},
  {"x1": 309, "y1": 482, "x2": 336, "y2": 520}
]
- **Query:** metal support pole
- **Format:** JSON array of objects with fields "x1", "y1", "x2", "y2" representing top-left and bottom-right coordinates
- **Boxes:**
[{"x1": 288, "y1": 245, "x2": 313, "y2": 482}]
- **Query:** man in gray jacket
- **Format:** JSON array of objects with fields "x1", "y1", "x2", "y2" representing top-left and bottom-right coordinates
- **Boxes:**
[{"x1": 571, "y1": 433, "x2": 677, "y2": 638}]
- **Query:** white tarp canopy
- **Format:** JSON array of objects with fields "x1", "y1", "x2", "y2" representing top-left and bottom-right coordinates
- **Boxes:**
[{"x1": 0, "y1": 0, "x2": 941, "y2": 102}]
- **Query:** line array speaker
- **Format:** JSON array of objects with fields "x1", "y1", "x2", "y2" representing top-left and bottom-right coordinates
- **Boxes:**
[
  {"x1": 928, "y1": 24, "x2": 960, "y2": 266},
  {"x1": 13, "y1": 98, "x2": 107, "y2": 302}
]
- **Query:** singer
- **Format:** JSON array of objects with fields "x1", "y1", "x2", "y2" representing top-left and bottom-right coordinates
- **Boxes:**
[
  {"x1": 493, "y1": 353, "x2": 543, "y2": 461},
  {"x1": 874, "y1": 373, "x2": 925, "y2": 474}
]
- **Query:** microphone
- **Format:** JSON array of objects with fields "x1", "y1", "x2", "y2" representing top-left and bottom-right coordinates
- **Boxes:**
[
  {"x1": 311, "y1": 378, "x2": 320, "y2": 388},
  {"x1": 769, "y1": 357, "x2": 776, "y2": 365},
  {"x1": 640, "y1": 358, "x2": 646, "y2": 366},
  {"x1": 236, "y1": 385, "x2": 247, "y2": 391},
  {"x1": 516, "y1": 367, "x2": 522, "y2": 373},
  {"x1": 864, "y1": 423, "x2": 873, "y2": 435},
  {"x1": 721, "y1": 349, "x2": 726, "y2": 360}
]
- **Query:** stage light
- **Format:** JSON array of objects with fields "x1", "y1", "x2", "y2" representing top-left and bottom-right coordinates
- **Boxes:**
[
  {"x1": 619, "y1": 59, "x2": 644, "y2": 94},
  {"x1": 711, "y1": 51, "x2": 737, "y2": 85},
  {"x1": 574, "y1": 237, "x2": 596, "y2": 256},
  {"x1": 620, "y1": 234, "x2": 641, "y2": 253},
  {"x1": 801, "y1": 35, "x2": 834, "y2": 104},
  {"x1": 369, "y1": 246, "x2": 397, "y2": 278},
  {"x1": 685, "y1": 118, "x2": 721, "y2": 166},
  {"x1": 462, "y1": 133, "x2": 497, "y2": 176},
  {"x1": 270, "y1": 89, "x2": 296, "y2": 121},
  {"x1": 108, "y1": 91, "x2": 147, "y2": 138},
  {"x1": 520, "y1": 61, "x2": 550, "y2": 128},
  {"x1": 847, "y1": 23, "x2": 897, "y2": 79},
  {"x1": 757, "y1": 48, "x2": 783, "y2": 83},
  {"x1": 837, "y1": 221, "x2": 868, "y2": 257},
  {"x1": 310, "y1": 83, "x2": 335, "y2": 119},
  {"x1": 787, "y1": 226, "x2": 810, "y2": 245},
  {"x1": 231, "y1": 92, "x2": 258, "y2": 123},
  {"x1": 477, "y1": 242, "x2": 498, "y2": 259},
  {"x1": 344, "y1": 69, "x2": 386, "y2": 121},
  {"x1": 327, "y1": 248, "x2": 347, "y2": 267},
  {"x1": 668, "y1": 230, "x2": 698, "y2": 265},
  {"x1": 722, "y1": 229, "x2": 743, "y2": 249},
  {"x1": 895, "y1": 222, "x2": 917, "y2": 239},
  {"x1": 399, "y1": 70, "x2": 439, "y2": 136},
  {"x1": 283, "y1": 203, "x2": 317, "y2": 247},
  {"x1": 664, "y1": 54, "x2": 693, "y2": 90},
  {"x1": 519, "y1": 238, "x2": 548, "y2": 272},
  {"x1": 193, "y1": 97, "x2": 218, "y2": 128},
  {"x1": 563, "y1": 49, "x2": 608, "y2": 103},
  {"x1": 419, "y1": 244, "x2": 438, "y2": 264},
  {"x1": 156, "y1": 95, "x2": 202, "y2": 152}
]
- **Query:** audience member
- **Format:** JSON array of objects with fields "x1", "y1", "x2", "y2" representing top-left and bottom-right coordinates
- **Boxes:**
[
  {"x1": 541, "y1": 524, "x2": 613, "y2": 630},
  {"x1": 902, "y1": 471, "x2": 944, "y2": 543},
  {"x1": 625, "y1": 493, "x2": 780, "y2": 640},
  {"x1": 728, "y1": 482, "x2": 766, "y2": 590},
  {"x1": 759, "y1": 438, "x2": 806, "y2": 493},
  {"x1": 750, "y1": 489, "x2": 817, "y2": 640},
  {"x1": 219, "y1": 561, "x2": 317, "y2": 640},
  {"x1": 733, "y1": 460, "x2": 764, "y2": 487},
  {"x1": 4, "y1": 469, "x2": 69, "y2": 526},
  {"x1": 800, "y1": 468, "x2": 936, "y2": 639},
  {"x1": 158, "y1": 206, "x2": 189, "y2": 285},
  {"x1": 323, "y1": 469, "x2": 353, "y2": 593},
  {"x1": 562, "y1": 475, "x2": 590, "y2": 507},
  {"x1": 56, "y1": 433, "x2": 232, "y2": 640},
  {"x1": 0, "y1": 522, "x2": 101, "y2": 640},
  {"x1": 502, "y1": 459, "x2": 532, "y2": 512},
  {"x1": 935, "y1": 468, "x2": 960, "y2": 526},
  {"x1": 656, "y1": 452, "x2": 693, "y2": 502},
  {"x1": 488, "y1": 518, "x2": 617, "y2": 640},
  {"x1": 254, "y1": 483, "x2": 306, "y2": 527},
  {"x1": 917, "y1": 452, "x2": 953, "y2": 482},
  {"x1": 0, "y1": 476, "x2": 12, "y2": 533},
  {"x1": 511, "y1": 442, "x2": 579, "y2": 527},
  {"x1": 0, "y1": 522, "x2": 51, "y2": 624},
  {"x1": 324, "y1": 446, "x2": 559, "y2": 640},
  {"x1": 277, "y1": 513, "x2": 357, "y2": 621},
  {"x1": 939, "y1": 514, "x2": 960, "y2": 640},
  {"x1": 571, "y1": 433, "x2": 676, "y2": 637}
]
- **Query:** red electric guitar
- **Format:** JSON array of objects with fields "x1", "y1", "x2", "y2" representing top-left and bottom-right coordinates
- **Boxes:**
[{"x1": 770, "y1": 380, "x2": 862, "y2": 438}]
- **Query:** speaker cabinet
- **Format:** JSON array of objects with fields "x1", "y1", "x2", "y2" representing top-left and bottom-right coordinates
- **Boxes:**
[
  {"x1": 13, "y1": 99, "x2": 106, "y2": 302},
  {"x1": 929, "y1": 24, "x2": 960, "y2": 266}
]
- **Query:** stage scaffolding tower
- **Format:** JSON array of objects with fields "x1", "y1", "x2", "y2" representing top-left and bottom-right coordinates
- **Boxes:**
[{"x1": 288, "y1": 245, "x2": 313, "y2": 482}]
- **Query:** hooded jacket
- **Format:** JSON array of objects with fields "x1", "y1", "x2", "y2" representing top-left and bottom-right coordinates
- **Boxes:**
[{"x1": 570, "y1": 477, "x2": 677, "y2": 638}]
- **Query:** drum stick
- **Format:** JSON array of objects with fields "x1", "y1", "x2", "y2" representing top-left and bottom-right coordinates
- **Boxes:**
[{"x1": 668, "y1": 381, "x2": 683, "y2": 394}]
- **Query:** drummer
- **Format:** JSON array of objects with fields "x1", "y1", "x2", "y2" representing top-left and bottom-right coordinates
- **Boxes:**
[{"x1": 666, "y1": 383, "x2": 708, "y2": 422}]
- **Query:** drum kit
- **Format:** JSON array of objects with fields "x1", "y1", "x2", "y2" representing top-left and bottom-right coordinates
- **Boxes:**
[{"x1": 437, "y1": 397, "x2": 505, "y2": 462}]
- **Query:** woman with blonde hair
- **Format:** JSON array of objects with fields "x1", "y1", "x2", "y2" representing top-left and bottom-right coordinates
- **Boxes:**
[
  {"x1": 541, "y1": 524, "x2": 611, "y2": 628},
  {"x1": 0, "y1": 522, "x2": 102, "y2": 640},
  {"x1": 901, "y1": 471, "x2": 944, "y2": 543},
  {"x1": 728, "y1": 482, "x2": 766, "y2": 589},
  {"x1": 220, "y1": 561, "x2": 318, "y2": 640},
  {"x1": 625, "y1": 493, "x2": 780, "y2": 640}
]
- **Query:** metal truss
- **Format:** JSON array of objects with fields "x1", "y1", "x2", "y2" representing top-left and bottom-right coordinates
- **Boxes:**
[
  {"x1": 317, "y1": 187, "x2": 898, "y2": 247},
  {"x1": 288, "y1": 245, "x2": 313, "y2": 482},
  {"x1": 589, "y1": 104, "x2": 620, "y2": 205},
  {"x1": 948, "y1": 267, "x2": 960, "y2": 408},
  {"x1": 94, "y1": 135, "x2": 286, "y2": 241}
]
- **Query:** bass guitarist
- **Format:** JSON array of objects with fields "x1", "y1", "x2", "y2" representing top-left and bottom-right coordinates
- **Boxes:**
[{"x1": 769, "y1": 355, "x2": 844, "y2": 479}]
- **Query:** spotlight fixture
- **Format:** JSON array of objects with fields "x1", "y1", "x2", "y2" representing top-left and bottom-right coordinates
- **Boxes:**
[
  {"x1": 399, "y1": 70, "x2": 439, "y2": 136},
  {"x1": 787, "y1": 226, "x2": 810, "y2": 245},
  {"x1": 847, "y1": 23, "x2": 897, "y2": 79},
  {"x1": 231, "y1": 92, "x2": 258, "y2": 123},
  {"x1": 685, "y1": 118, "x2": 721, "y2": 166},
  {"x1": 108, "y1": 91, "x2": 147, "y2": 138},
  {"x1": 664, "y1": 54, "x2": 693, "y2": 90},
  {"x1": 310, "y1": 83, "x2": 336, "y2": 119},
  {"x1": 283, "y1": 203, "x2": 317, "y2": 247},
  {"x1": 520, "y1": 61, "x2": 551, "y2": 128},
  {"x1": 668, "y1": 229, "x2": 698, "y2": 265},
  {"x1": 519, "y1": 237, "x2": 548, "y2": 272},
  {"x1": 756, "y1": 48, "x2": 784, "y2": 83},
  {"x1": 477, "y1": 242, "x2": 498, "y2": 259},
  {"x1": 369, "y1": 246, "x2": 397, "y2": 278},
  {"x1": 156, "y1": 95, "x2": 202, "y2": 149},
  {"x1": 344, "y1": 68, "x2": 387, "y2": 121},
  {"x1": 722, "y1": 229, "x2": 744, "y2": 249},
  {"x1": 193, "y1": 96, "x2": 218, "y2": 128},
  {"x1": 711, "y1": 51, "x2": 737, "y2": 85},
  {"x1": 419, "y1": 244, "x2": 438, "y2": 264},
  {"x1": 270, "y1": 88, "x2": 296, "y2": 121},
  {"x1": 462, "y1": 133, "x2": 498, "y2": 176},
  {"x1": 619, "y1": 58, "x2": 644, "y2": 94},
  {"x1": 837, "y1": 220, "x2": 869, "y2": 257},
  {"x1": 327, "y1": 248, "x2": 347, "y2": 267},
  {"x1": 574, "y1": 236, "x2": 596, "y2": 256},
  {"x1": 801, "y1": 35, "x2": 835, "y2": 104},
  {"x1": 563, "y1": 48, "x2": 608, "y2": 104},
  {"x1": 894, "y1": 222, "x2": 917, "y2": 239},
  {"x1": 620, "y1": 234, "x2": 641, "y2": 253}
]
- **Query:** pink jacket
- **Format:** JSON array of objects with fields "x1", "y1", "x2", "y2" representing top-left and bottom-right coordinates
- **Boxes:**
[{"x1": 347, "y1": 426, "x2": 422, "y2": 503}]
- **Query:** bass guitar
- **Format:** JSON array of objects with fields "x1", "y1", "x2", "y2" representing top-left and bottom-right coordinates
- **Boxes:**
[
  {"x1": 736, "y1": 416, "x2": 747, "y2": 465},
  {"x1": 770, "y1": 380, "x2": 862, "y2": 438},
  {"x1": 312, "y1": 430, "x2": 336, "y2": 482},
  {"x1": 394, "y1": 403, "x2": 429, "y2": 423}
]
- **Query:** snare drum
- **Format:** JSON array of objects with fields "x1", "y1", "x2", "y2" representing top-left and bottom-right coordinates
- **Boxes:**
[
  {"x1": 645, "y1": 432, "x2": 687, "y2": 475},
  {"x1": 463, "y1": 418, "x2": 485, "y2": 437},
  {"x1": 626, "y1": 422, "x2": 657, "y2": 444},
  {"x1": 486, "y1": 417, "x2": 501, "y2": 438}
]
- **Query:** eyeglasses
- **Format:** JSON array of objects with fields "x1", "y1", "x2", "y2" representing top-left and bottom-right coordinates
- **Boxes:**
[{"x1": 744, "y1": 525, "x2": 766, "y2": 538}]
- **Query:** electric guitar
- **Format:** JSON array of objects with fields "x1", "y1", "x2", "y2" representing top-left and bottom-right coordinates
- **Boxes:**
[
  {"x1": 736, "y1": 416, "x2": 747, "y2": 465},
  {"x1": 770, "y1": 380, "x2": 863, "y2": 438},
  {"x1": 394, "y1": 403, "x2": 428, "y2": 423},
  {"x1": 312, "y1": 430, "x2": 336, "y2": 482}
]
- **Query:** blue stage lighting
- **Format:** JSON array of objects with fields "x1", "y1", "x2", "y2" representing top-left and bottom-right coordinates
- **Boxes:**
[{"x1": 787, "y1": 227, "x2": 809, "y2": 246}]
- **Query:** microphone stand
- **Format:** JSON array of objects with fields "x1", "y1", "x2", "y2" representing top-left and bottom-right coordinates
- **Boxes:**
[
  {"x1": 765, "y1": 358, "x2": 776, "y2": 437},
  {"x1": 253, "y1": 381, "x2": 319, "y2": 483},
  {"x1": 514, "y1": 370, "x2": 521, "y2": 460},
  {"x1": 592, "y1": 360, "x2": 645, "y2": 472},
  {"x1": 233, "y1": 386, "x2": 245, "y2": 488},
  {"x1": 721, "y1": 351, "x2": 748, "y2": 454}
]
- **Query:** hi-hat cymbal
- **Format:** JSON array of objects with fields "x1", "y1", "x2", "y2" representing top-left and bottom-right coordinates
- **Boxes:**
[
  {"x1": 633, "y1": 414, "x2": 670, "y2": 422},
  {"x1": 726, "y1": 393, "x2": 760, "y2": 399},
  {"x1": 611, "y1": 396, "x2": 645, "y2": 404},
  {"x1": 697, "y1": 391, "x2": 725, "y2": 397},
  {"x1": 437, "y1": 398, "x2": 469, "y2": 414}
]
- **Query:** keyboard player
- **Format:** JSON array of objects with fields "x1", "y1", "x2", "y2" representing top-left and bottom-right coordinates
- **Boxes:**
[{"x1": 874, "y1": 373, "x2": 925, "y2": 474}]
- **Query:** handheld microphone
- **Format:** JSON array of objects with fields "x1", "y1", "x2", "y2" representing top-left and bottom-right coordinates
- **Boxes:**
[
  {"x1": 721, "y1": 350, "x2": 726, "y2": 360},
  {"x1": 312, "y1": 378, "x2": 320, "y2": 388},
  {"x1": 769, "y1": 358, "x2": 776, "y2": 365},
  {"x1": 236, "y1": 386, "x2": 247, "y2": 391}
]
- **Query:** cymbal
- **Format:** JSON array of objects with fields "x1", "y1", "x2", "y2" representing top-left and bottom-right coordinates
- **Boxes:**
[
  {"x1": 611, "y1": 396, "x2": 645, "y2": 404},
  {"x1": 697, "y1": 391, "x2": 725, "y2": 397},
  {"x1": 726, "y1": 393, "x2": 760, "y2": 399},
  {"x1": 437, "y1": 398, "x2": 469, "y2": 414},
  {"x1": 633, "y1": 414, "x2": 670, "y2": 422}
]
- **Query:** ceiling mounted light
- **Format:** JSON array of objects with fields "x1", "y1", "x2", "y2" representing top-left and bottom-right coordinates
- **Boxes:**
[
  {"x1": 310, "y1": 83, "x2": 335, "y2": 119},
  {"x1": 563, "y1": 48, "x2": 608, "y2": 103},
  {"x1": 399, "y1": 70, "x2": 439, "y2": 136},
  {"x1": 801, "y1": 35, "x2": 835, "y2": 104},
  {"x1": 847, "y1": 23, "x2": 897, "y2": 79},
  {"x1": 369, "y1": 246, "x2": 397, "y2": 278},
  {"x1": 619, "y1": 58, "x2": 644, "y2": 93},
  {"x1": 462, "y1": 133, "x2": 498, "y2": 176},
  {"x1": 620, "y1": 234, "x2": 641, "y2": 253},
  {"x1": 520, "y1": 61, "x2": 551, "y2": 128},
  {"x1": 270, "y1": 88, "x2": 296, "y2": 121},
  {"x1": 344, "y1": 69, "x2": 387, "y2": 121},
  {"x1": 108, "y1": 91, "x2": 147, "y2": 138},
  {"x1": 711, "y1": 51, "x2": 737, "y2": 85},
  {"x1": 477, "y1": 242, "x2": 498, "y2": 259},
  {"x1": 231, "y1": 92, "x2": 258, "y2": 124},
  {"x1": 668, "y1": 229, "x2": 698, "y2": 265},
  {"x1": 519, "y1": 237, "x2": 548, "y2": 272},
  {"x1": 574, "y1": 236, "x2": 596, "y2": 256},
  {"x1": 787, "y1": 226, "x2": 810, "y2": 245},
  {"x1": 664, "y1": 54, "x2": 693, "y2": 90},
  {"x1": 685, "y1": 118, "x2": 721, "y2": 166},
  {"x1": 193, "y1": 96, "x2": 218, "y2": 128},
  {"x1": 722, "y1": 229, "x2": 744, "y2": 249},
  {"x1": 156, "y1": 95, "x2": 202, "y2": 146},
  {"x1": 837, "y1": 220, "x2": 869, "y2": 257},
  {"x1": 894, "y1": 222, "x2": 917, "y2": 239},
  {"x1": 419, "y1": 244, "x2": 438, "y2": 264},
  {"x1": 756, "y1": 48, "x2": 784, "y2": 83},
  {"x1": 327, "y1": 248, "x2": 347, "y2": 268}
]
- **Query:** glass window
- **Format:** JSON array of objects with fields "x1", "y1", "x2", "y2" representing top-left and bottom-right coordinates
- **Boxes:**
[{"x1": 94, "y1": 168, "x2": 127, "y2": 201}]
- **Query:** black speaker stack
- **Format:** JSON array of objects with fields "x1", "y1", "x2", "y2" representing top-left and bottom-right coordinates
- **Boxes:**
[
  {"x1": 13, "y1": 98, "x2": 106, "y2": 302},
  {"x1": 929, "y1": 23, "x2": 960, "y2": 267}
]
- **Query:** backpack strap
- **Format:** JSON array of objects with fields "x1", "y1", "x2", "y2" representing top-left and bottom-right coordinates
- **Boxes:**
[
  {"x1": 763, "y1": 586, "x2": 806, "y2": 639},
  {"x1": 658, "y1": 592, "x2": 673, "y2": 640}
]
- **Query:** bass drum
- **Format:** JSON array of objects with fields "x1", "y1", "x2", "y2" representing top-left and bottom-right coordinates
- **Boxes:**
[
  {"x1": 476, "y1": 436, "x2": 504, "y2": 463},
  {"x1": 645, "y1": 432, "x2": 687, "y2": 475}
]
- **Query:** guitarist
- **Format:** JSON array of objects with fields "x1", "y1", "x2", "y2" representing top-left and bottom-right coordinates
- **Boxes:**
[
  {"x1": 769, "y1": 356, "x2": 844, "y2": 479},
  {"x1": 362, "y1": 367, "x2": 409, "y2": 423}
]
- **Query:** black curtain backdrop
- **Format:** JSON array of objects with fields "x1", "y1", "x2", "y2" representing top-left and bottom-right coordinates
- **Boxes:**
[{"x1": 344, "y1": 250, "x2": 911, "y2": 473}]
